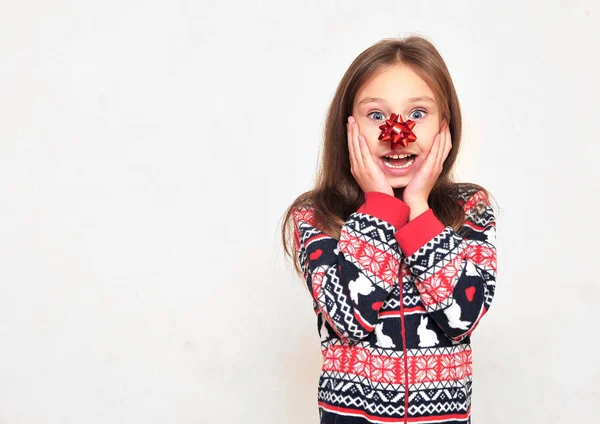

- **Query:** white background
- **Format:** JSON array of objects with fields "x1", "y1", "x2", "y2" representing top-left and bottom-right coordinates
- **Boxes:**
[{"x1": 1, "y1": 0, "x2": 599, "y2": 423}]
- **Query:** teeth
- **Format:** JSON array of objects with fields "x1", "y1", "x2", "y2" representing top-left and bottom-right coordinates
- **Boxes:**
[
  {"x1": 383, "y1": 155, "x2": 415, "y2": 169},
  {"x1": 385, "y1": 154, "x2": 412, "y2": 159}
]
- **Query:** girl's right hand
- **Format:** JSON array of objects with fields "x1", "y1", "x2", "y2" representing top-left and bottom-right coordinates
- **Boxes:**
[{"x1": 347, "y1": 116, "x2": 394, "y2": 197}]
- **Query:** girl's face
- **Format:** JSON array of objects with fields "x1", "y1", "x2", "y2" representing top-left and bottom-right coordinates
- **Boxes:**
[{"x1": 352, "y1": 63, "x2": 445, "y2": 188}]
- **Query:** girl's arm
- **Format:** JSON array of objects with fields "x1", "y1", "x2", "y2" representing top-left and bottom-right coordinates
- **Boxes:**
[
  {"x1": 396, "y1": 189, "x2": 497, "y2": 341},
  {"x1": 293, "y1": 191, "x2": 409, "y2": 343}
]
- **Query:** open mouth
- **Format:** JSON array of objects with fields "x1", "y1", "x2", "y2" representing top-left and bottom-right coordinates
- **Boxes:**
[{"x1": 382, "y1": 154, "x2": 416, "y2": 169}]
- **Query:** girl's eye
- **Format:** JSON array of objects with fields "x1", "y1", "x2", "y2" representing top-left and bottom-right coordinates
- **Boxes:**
[
  {"x1": 409, "y1": 110, "x2": 426, "y2": 120},
  {"x1": 368, "y1": 111, "x2": 386, "y2": 121}
]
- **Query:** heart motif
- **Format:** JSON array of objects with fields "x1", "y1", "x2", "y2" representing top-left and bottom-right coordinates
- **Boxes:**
[
  {"x1": 371, "y1": 301, "x2": 384, "y2": 311},
  {"x1": 309, "y1": 249, "x2": 323, "y2": 261},
  {"x1": 465, "y1": 286, "x2": 476, "y2": 302}
]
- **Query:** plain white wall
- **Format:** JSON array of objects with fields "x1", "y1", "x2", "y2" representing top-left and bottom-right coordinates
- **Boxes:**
[{"x1": 1, "y1": 0, "x2": 598, "y2": 422}]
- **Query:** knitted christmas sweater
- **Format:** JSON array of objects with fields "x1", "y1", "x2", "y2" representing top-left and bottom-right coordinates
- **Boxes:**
[{"x1": 292, "y1": 185, "x2": 497, "y2": 424}]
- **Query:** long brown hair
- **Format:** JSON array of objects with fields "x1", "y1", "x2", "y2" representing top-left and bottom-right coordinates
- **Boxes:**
[{"x1": 281, "y1": 35, "x2": 494, "y2": 277}]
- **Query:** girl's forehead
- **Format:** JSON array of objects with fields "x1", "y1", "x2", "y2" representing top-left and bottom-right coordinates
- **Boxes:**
[{"x1": 355, "y1": 65, "x2": 435, "y2": 104}]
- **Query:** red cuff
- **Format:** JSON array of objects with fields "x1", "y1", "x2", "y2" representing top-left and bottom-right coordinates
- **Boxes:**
[
  {"x1": 356, "y1": 192, "x2": 410, "y2": 230},
  {"x1": 395, "y1": 209, "x2": 446, "y2": 257}
]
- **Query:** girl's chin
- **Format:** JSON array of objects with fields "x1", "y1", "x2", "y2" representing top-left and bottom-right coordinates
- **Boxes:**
[
  {"x1": 389, "y1": 180, "x2": 409, "y2": 189},
  {"x1": 381, "y1": 177, "x2": 407, "y2": 190},
  {"x1": 386, "y1": 173, "x2": 412, "y2": 184}
]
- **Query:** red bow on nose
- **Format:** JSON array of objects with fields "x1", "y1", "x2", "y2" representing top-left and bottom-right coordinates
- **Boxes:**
[{"x1": 378, "y1": 113, "x2": 417, "y2": 149}]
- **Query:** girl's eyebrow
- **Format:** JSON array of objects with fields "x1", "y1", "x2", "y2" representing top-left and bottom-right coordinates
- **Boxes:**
[
  {"x1": 408, "y1": 96, "x2": 436, "y2": 104},
  {"x1": 357, "y1": 96, "x2": 436, "y2": 106}
]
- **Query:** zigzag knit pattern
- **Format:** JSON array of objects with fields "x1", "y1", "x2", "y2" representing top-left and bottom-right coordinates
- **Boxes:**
[{"x1": 292, "y1": 184, "x2": 497, "y2": 424}]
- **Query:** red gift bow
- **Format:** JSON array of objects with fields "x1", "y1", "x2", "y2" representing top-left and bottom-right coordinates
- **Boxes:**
[{"x1": 378, "y1": 113, "x2": 417, "y2": 149}]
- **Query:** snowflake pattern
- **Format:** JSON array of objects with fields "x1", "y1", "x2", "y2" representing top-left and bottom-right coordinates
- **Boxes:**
[
  {"x1": 379, "y1": 256, "x2": 400, "y2": 287},
  {"x1": 323, "y1": 345, "x2": 344, "y2": 372},
  {"x1": 349, "y1": 348, "x2": 370, "y2": 378},
  {"x1": 425, "y1": 273, "x2": 453, "y2": 304},
  {"x1": 371, "y1": 355, "x2": 397, "y2": 383},
  {"x1": 464, "y1": 244, "x2": 497, "y2": 270},
  {"x1": 439, "y1": 354, "x2": 459, "y2": 381},
  {"x1": 358, "y1": 244, "x2": 387, "y2": 274},
  {"x1": 413, "y1": 356, "x2": 438, "y2": 384},
  {"x1": 339, "y1": 232, "x2": 363, "y2": 257},
  {"x1": 455, "y1": 349, "x2": 473, "y2": 380}
]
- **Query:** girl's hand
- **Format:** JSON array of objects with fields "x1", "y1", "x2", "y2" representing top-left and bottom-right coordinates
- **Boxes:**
[
  {"x1": 402, "y1": 122, "x2": 452, "y2": 210},
  {"x1": 347, "y1": 116, "x2": 394, "y2": 197}
]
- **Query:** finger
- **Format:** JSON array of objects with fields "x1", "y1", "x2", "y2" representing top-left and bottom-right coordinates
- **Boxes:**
[
  {"x1": 442, "y1": 127, "x2": 452, "y2": 162},
  {"x1": 426, "y1": 133, "x2": 441, "y2": 170},
  {"x1": 359, "y1": 134, "x2": 372, "y2": 165},
  {"x1": 439, "y1": 126, "x2": 452, "y2": 164},
  {"x1": 347, "y1": 118, "x2": 358, "y2": 171},
  {"x1": 435, "y1": 127, "x2": 447, "y2": 165},
  {"x1": 352, "y1": 121, "x2": 365, "y2": 168}
]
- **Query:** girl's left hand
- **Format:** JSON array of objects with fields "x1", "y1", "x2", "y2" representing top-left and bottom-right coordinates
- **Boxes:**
[{"x1": 402, "y1": 123, "x2": 452, "y2": 209}]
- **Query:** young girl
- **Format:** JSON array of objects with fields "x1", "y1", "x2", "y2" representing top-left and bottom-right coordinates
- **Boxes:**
[{"x1": 281, "y1": 36, "x2": 497, "y2": 424}]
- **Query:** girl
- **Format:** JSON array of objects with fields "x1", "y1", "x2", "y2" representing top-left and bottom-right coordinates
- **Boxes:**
[{"x1": 281, "y1": 36, "x2": 497, "y2": 424}]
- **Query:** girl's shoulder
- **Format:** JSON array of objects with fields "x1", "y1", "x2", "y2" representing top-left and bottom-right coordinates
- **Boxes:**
[
  {"x1": 450, "y1": 182, "x2": 490, "y2": 205},
  {"x1": 449, "y1": 182, "x2": 495, "y2": 221},
  {"x1": 450, "y1": 182, "x2": 497, "y2": 229},
  {"x1": 450, "y1": 182, "x2": 482, "y2": 201},
  {"x1": 291, "y1": 203, "x2": 317, "y2": 228}
]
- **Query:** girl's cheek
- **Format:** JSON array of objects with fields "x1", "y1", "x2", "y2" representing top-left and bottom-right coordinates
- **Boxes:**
[
  {"x1": 417, "y1": 134, "x2": 436, "y2": 156},
  {"x1": 366, "y1": 137, "x2": 380, "y2": 153}
]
